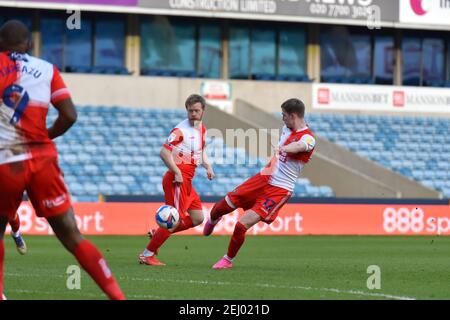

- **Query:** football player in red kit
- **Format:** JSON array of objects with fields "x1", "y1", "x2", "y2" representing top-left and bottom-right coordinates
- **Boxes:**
[
  {"x1": 139, "y1": 94, "x2": 215, "y2": 266},
  {"x1": 204, "y1": 98, "x2": 316, "y2": 269},
  {"x1": 0, "y1": 20, "x2": 124, "y2": 300}
]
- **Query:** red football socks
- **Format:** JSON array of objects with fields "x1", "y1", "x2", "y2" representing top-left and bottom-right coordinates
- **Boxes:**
[
  {"x1": 227, "y1": 222, "x2": 248, "y2": 259},
  {"x1": 9, "y1": 214, "x2": 20, "y2": 233},
  {"x1": 173, "y1": 215, "x2": 193, "y2": 233},
  {"x1": 210, "y1": 198, "x2": 234, "y2": 221},
  {"x1": 146, "y1": 227, "x2": 171, "y2": 254},
  {"x1": 146, "y1": 215, "x2": 194, "y2": 254},
  {"x1": 74, "y1": 239, "x2": 125, "y2": 300},
  {"x1": 0, "y1": 240, "x2": 4, "y2": 300}
]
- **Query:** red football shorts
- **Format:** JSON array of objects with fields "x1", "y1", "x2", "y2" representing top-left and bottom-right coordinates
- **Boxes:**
[
  {"x1": 162, "y1": 171, "x2": 202, "y2": 217},
  {"x1": 226, "y1": 173, "x2": 292, "y2": 224},
  {"x1": 0, "y1": 156, "x2": 71, "y2": 220}
]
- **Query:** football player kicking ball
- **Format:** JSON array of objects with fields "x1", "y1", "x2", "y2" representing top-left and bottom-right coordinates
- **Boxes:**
[
  {"x1": 138, "y1": 94, "x2": 215, "y2": 266},
  {"x1": 203, "y1": 98, "x2": 316, "y2": 269}
]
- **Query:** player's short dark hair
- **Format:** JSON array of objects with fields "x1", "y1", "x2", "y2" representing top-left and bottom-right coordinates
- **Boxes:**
[
  {"x1": 185, "y1": 94, "x2": 206, "y2": 110},
  {"x1": 281, "y1": 98, "x2": 305, "y2": 118},
  {"x1": 0, "y1": 20, "x2": 31, "y2": 48}
]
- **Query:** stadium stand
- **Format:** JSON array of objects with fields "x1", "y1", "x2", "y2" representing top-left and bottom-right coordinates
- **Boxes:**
[
  {"x1": 47, "y1": 106, "x2": 335, "y2": 202},
  {"x1": 305, "y1": 113, "x2": 450, "y2": 198},
  {"x1": 321, "y1": 75, "x2": 375, "y2": 84},
  {"x1": 66, "y1": 66, "x2": 132, "y2": 75}
]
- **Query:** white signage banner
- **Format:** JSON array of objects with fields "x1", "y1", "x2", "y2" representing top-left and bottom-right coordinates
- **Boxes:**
[
  {"x1": 201, "y1": 81, "x2": 233, "y2": 113},
  {"x1": 400, "y1": 0, "x2": 450, "y2": 26},
  {"x1": 312, "y1": 83, "x2": 450, "y2": 113}
]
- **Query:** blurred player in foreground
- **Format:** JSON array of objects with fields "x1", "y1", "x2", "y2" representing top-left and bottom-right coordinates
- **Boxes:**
[
  {"x1": 0, "y1": 20, "x2": 124, "y2": 300},
  {"x1": 139, "y1": 94, "x2": 215, "y2": 266},
  {"x1": 203, "y1": 98, "x2": 316, "y2": 269}
]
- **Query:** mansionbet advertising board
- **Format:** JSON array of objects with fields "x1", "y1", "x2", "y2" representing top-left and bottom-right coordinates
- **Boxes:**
[
  {"x1": 313, "y1": 83, "x2": 450, "y2": 113},
  {"x1": 6, "y1": 201, "x2": 450, "y2": 236}
]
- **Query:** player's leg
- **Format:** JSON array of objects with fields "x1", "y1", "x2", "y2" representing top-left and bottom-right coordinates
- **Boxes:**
[
  {"x1": 212, "y1": 210, "x2": 261, "y2": 269},
  {"x1": 143, "y1": 187, "x2": 203, "y2": 263},
  {"x1": 45, "y1": 209, "x2": 124, "y2": 300},
  {"x1": 173, "y1": 186, "x2": 203, "y2": 232},
  {"x1": 212, "y1": 185, "x2": 292, "y2": 269},
  {"x1": 0, "y1": 161, "x2": 28, "y2": 299},
  {"x1": 209, "y1": 197, "x2": 234, "y2": 223},
  {"x1": 204, "y1": 173, "x2": 265, "y2": 236},
  {"x1": 185, "y1": 209, "x2": 203, "y2": 228},
  {"x1": 45, "y1": 208, "x2": 83, "y2": 251},
  {"x1": 28, "y1": 157, "x2": 125, "y2": 300},
  {"x1": 0, "y1": 216, "x2": 8, "y2": 300},
  {"x1": 140, "y1": 172, "x2": 188, "y2": 266},
  {"x1": 9, "y1": 212, "x2": 27, "y2": 255}
]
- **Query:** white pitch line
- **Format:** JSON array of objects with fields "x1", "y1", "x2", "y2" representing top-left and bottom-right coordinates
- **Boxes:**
[
  {"x1": 4, "y1": 273, "x2": 162, "y2": 299},
  {"x1": 6, "y1": 289, "x2": 161, "y2": 299},
  {"x1": 5, "y1": 272, "x2": 65, "y2": 278},
  {"x1": 4, "y1": 272, "x2": 416, "y2": 300},
  {"x1": 119, "y1": 276, "x2": 416, "y2": 300},
  {"x1": 8, "y1": 289, "x2": 101, "y2": 298}
]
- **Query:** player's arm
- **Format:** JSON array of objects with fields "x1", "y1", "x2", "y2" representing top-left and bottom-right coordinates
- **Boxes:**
[
  {"x1": 47, "y1": 66, "x2": 77, "y2": 139},
  {"x1": 47, "y1": 98, "x2": 77, "y2": 139},
  {"x1": 161, "y1": 128, "x2": 184, "y2": 185},
  {"x1": 280, "y1": 134, "x2": 316, "y2": 154},
  {"x1": 160, "y1": 147, "x2": 183, "y2": 185},
  {"x1": 160, "y1": 146, "x2": 182, "y2": 175},
  {"x1": 200, "y1": 127, "x2": 214, "y2": 180},
  {"x1": 201, "y1": 150, "x2": 215, "y2": 180}
]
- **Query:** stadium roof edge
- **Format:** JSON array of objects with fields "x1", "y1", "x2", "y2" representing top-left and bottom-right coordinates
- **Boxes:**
[{"x1": 2, "y1": 1, "x2": 450, "y2": 32}]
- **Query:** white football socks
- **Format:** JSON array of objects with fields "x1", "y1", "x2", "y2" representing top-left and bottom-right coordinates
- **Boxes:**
[{"x1": 143, "y1": 249, "x2": 155, "y2": 257}]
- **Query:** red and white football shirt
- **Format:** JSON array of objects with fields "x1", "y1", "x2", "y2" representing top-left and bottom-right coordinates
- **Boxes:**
[
  {"x1": 0, "y1": 52, "x2": 71, "y2": 165},
  {"x1": 163, "y1": 119, "x2": 206, "y2": 179},
  {"x1": 264, "y1": 125, "x2": 316, "y2": 192}
]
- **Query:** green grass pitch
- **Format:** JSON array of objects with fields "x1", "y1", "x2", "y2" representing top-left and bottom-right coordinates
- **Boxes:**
[{"x1": 3, "y1": 235, "x2": 450, "y2": 300}]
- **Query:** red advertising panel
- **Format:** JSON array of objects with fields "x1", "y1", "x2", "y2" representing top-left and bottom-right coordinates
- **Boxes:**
[{"x1": 7, "y1": 202, "x2": 450, "y2": 236}]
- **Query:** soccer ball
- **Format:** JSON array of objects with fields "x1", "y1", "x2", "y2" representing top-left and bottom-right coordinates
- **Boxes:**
[{"x1": 155, "y1": 205, "x2": 180, "y2": 229}]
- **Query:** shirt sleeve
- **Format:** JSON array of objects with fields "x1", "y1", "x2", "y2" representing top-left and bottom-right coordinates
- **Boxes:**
[
  {"x1": 0, "y1": 54, "x2": 7, "y2": 94},
  {"x1": 300, "y1": 134, "x2": 316, "y2": 152},
  {"x1": 0, "y1": 53, "x2": 17, "y2": 97},
  {"x1": 163, "y1": 128, "x2": 184, "y2": 151},
  {"x1": 50, "y1": 66, "x2": 71, "y2": 105}
]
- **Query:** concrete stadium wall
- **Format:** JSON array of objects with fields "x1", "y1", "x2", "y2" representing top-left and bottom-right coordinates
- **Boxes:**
[
  {"x1": 203, "y1": 103, "x2": 275, "y2": 159},
  {"x1": 63, "y1": 74, "x2": 450, "y2": 118},
  {"x1": 62, "y1": 74, "x2": 311, "y2": 112}
]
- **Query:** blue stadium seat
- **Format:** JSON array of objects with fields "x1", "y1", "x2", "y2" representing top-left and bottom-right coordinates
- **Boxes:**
[
  {"x1": 319, "y1": 186, "x2": 334, "y2": 197},
  {"x1": 294, "y1": 184, "x2": 306, "y2": 196},
  {"x1": 252, "y1": 73, "x2": 276, "y2": 81},
  {"x1": 276, "y1": 74, "x2": 311, "y2": 82},
  {"x1": 298, "y1": 112, "x2": 450, "y2": 196},
  {"x1": 54, "y1": 106, "x2": 339, "y2": 198},
  {"x1": 91, "y1": 66, "x2": 131, "y2": 75}
]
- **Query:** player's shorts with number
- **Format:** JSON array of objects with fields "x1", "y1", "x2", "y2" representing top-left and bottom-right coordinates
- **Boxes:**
[
  {"x1": 0, "y1": 156, "x2": 71, "y2": 219},
  {"x1": 226, "y1": 173, "x2": 292, "y2": 224},
  {"x1": 162, "y1": 171, "x2": 202, "y2": 217}
]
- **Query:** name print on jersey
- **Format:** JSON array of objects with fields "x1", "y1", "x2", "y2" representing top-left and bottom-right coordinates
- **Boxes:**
[{"x1": 20, "y1": 65, "x2": 43, "y2": 79}]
